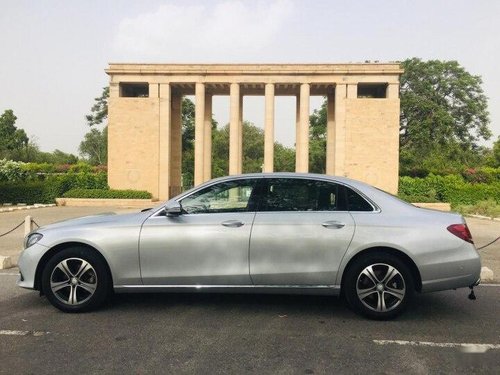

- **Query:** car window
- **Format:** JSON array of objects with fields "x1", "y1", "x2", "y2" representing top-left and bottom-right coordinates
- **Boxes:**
[
  {"x1": 260, "y1": 178, "x2": 342, "y2": 212},
  {"x1": 345, "y1": 187, "x2": 374, "y2": 212},
  {"x1": 180, "y1": 179, "x2": 258, "y2": 214}
]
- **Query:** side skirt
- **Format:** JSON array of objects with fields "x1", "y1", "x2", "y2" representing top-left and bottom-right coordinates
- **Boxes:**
[{"x1": 113, "y1": 284, "x2": 341, "y2": 296}]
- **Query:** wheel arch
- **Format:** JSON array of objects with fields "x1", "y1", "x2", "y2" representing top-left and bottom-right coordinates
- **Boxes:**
[
  {"x1": 34, "y1": 242, "x2": 113, "y2": 293},
  {"x1": 340, "y1": 247, "x2": 422, "y2": 293}
]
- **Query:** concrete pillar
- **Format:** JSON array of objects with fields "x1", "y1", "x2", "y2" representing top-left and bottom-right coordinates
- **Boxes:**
[
  {"x1": 170, "y1": 94, "x2": 182, "y2": 196},
  {"x1": 264, "y1": 83, "x2": 275, "y2": 172},
  {"x1": 347, "y1": 83, "x2": 357, "y2": 99},
  {"x1": 325, "y1": 91, "x2": 335, "y2": 175},
  {"x1": 24, "y1": 215, "x2": 33, "y2": 236},
  {"x1": 334, "y1": 84, "x2": 347, "y2": 176},
  {"x1": 149, "y1": 83, "x2": 159, "y2": 98},
  {"x1": 158, "y1": 83, "x2": 171, "y2": 200},
  {"x1": 203, "y1": 93, "x2": 213, "y2": 181},
  {"x1": 194, "y1": 83, "x2": 205, "y2": 186},
  {"x1": 109, "y1": 83, "x2": 119, "y2": 98},
  {"x1": 387, "y1": 83, "x2": 399, "y2": 99},
  {"x1": 295, "y1": 94, "x2": 300, "y2": 170},
  {"x1": 239, "y1": 93, "x2": 243, "y2": 173},
  {"x1": 229, "y1": 83, "x2": 241, "y2": 175},
  {"x1": 296, "y1": 83, "x2": 310, "y2": 173}
]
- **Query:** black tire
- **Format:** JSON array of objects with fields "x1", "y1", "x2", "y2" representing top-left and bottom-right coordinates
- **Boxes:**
[
  {"x1": 343, "y1": 253, "x2": 414, "y2": 320},
  {"x1": 41, "y1": 247, "x2": 111, "y2": 313}
]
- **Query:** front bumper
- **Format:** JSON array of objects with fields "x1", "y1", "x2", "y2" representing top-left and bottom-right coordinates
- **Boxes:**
[{"x1": 17, "y1": 242, "x2": 49, "y2": 290}]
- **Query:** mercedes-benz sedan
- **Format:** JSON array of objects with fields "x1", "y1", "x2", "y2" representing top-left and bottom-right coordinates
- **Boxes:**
[{"x1": 18, "y1": 173, "x2": 481, "y2": 319}]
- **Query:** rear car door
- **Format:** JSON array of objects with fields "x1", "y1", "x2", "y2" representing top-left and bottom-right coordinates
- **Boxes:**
[{"x1": 249, "y1": 177, "x2": 355, "y2": 286}]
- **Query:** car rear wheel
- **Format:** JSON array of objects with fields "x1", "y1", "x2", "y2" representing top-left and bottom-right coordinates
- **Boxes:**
[
  {"x1": 344, "y1": 253, "x2": 414, "y2": 320},
  {"x1": 41, "y1": 247, "x2": 110, "y2": 313}
]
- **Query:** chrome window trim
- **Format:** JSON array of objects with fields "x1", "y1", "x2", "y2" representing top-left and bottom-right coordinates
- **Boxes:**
[{"x1": 149, "y1": 174, "x2": 381, "y2": 218}]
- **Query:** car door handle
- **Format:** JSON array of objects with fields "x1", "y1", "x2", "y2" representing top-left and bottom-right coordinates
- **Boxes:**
[
  {"x1": 321, "y1": 221, "x2": 345, "y2": 229},
  {"x1": 221, "y1": 220, "x2": 244, "y2": 228}
]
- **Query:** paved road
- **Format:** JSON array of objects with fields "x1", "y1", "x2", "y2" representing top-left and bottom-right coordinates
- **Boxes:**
[{"x1": 0, "y1": 272, "x2": 499, "y2": 374}]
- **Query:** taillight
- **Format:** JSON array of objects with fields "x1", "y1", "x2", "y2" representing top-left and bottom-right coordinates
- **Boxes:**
[{"x1": 447, "y1": 224, "x2": 474, "y2": 244}]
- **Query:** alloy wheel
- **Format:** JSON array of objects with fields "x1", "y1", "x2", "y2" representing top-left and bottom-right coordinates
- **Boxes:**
[
  {"x1": 355, "y1": 263, "x2": 406, "y2": 313},
  {"x1": 50, "y1": 257, "x2": 98, "y2": 306}
]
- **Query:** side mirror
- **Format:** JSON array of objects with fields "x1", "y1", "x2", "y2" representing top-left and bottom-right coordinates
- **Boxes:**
[{"x1": 165, "y1": 201, "x2": 182, "y2": 217}]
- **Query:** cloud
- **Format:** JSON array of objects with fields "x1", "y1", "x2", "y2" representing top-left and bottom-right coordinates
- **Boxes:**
[{"x1": 112, "y1": 0, "x2": 294, "y2": 62}]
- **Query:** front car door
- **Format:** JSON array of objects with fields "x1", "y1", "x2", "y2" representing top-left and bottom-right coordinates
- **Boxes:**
[
  {"x1": 249, "y1": 177, "x2": 355, "y2": 286},
  {"x1": 139, "y1": 178, "x2": 260, "y2": 285}
]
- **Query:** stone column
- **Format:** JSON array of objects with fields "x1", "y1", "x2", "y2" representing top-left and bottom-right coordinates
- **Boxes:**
[
  {"x1": 386, "y1": 83, "x2": 399, "y2": 99},
  {"x1": 170, "y1": 94, "x2": 182, "y2": 196},
  {"x1": 295, "y1": 94, "x2": 300, "y2": 170},
  {"x1": 229, "y1": 83, "x2": 241, "y2": 175},
  {"x1": 296, "y1": 83, "x2": 310, "y2": 173},
  {"x1": 334, "y1": 84, "x2": 347, "y2": 176},
  {"x1": 194, "y1": 83, "x2": 205, "y2": 186},
  {"x1": 109, "y1": 82, "x2": 120, "y2": 98},
  {"x1": 158, "y1": 83, "x2": 171, "y2": 200},
  {"x1": 239, "y1": 93, "x2": 243, "y2": 173},
  {"x1": 203, "y1": 93, "x2": 212, "y2": 181},
  {"x1": 264, "y1": 83, "x2": 275, "y2": 172},
  {"x1": 347, "y1": 83, "x2": 357, "y2": 99},
  {"x1": 325, "y1": 90, "x2": 335, "y2": 175},
  {"x1": 149, "y1": 83, "x2": 159, "y2": 98}
]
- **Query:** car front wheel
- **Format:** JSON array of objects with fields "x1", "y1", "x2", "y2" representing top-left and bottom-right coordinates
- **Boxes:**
[
  {"x1": 41, "y1": 247, "x2": 110, "y2": 313},
  {"x1": 344, "y1": 253, "x2": 414, "y2": 320}
]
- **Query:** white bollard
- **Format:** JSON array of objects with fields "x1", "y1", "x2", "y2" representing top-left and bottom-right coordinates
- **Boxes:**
[{"x1": 24, "y1": 215, "x2": 33, "y2": 236}]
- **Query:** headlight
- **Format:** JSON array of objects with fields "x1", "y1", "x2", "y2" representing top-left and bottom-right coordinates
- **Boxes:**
[{"x1": 25, "y1": 233, "x2": 43, "y2": 249}]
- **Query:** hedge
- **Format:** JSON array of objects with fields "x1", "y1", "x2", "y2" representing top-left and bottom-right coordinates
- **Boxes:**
[
  {"x1": 0, "y1": 173, "x2": 109, "y2": 204},
  {"x1": 63, "y1": 189, "x2": 152, "y2": 199},
  {"x1": 399, "y1": 174, "x2": 500, "y2": 206},
  {"x1": 0, "y1": 181, "x2": 51, "y2": 204}
]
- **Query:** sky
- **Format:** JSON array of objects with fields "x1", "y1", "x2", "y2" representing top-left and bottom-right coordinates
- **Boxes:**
[{"x1": 1, "y1": 0, "x2": 499, "y2": 154}]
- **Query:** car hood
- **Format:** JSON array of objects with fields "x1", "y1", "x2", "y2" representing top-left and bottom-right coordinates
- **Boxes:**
[{"x1": 37, "y1": 212, "x2": 142, "y2": 232}]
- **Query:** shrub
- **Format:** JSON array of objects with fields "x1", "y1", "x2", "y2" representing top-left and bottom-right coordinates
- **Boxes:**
[
  {"x1": 62, "y1": 189, "x2": 152, "y2": 199},
  {"x1": 0, "y1": 181, "x2": 52, "y2": 204},
  {"x1": 461, "y1": 167, "x2": 500, "y2": 184},
  {"x1": 20, "y1": 162, "x2": 56, "y2": 174},
  {"x1": 0, "y1": 159, "x2": 33, "y2": 182},
  {"x1": 68, "y1": 162, "x2": 94, "y2": 173},
  {"x1": 399, "y1": 174, "x2": 500, "y2": 205},
  {"x1": 454, "y1": 199, "x2": 500, "y2": 218},
  {"x1": 0, "y1": 172, "x2": 110, "y2": 204}
]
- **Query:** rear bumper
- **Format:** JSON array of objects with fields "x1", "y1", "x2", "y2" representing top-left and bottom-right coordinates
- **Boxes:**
[{"x1": 419, "y1": 243, "x2": 481, "y2": 293}]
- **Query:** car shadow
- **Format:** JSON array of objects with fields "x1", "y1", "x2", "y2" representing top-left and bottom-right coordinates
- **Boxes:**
[{"x1": 104, "y1": 288, "x2": 478, "y2": 322}]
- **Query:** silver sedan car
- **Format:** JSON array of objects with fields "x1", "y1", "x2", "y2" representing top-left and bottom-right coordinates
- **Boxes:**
[{"x1": 18, "y1": 173, "x2": 481, "y2": 319}]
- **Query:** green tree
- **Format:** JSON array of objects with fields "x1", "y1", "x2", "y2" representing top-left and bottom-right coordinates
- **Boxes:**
[
  {"x1": 482, "y1": 136, "x2": 500, "y2": 168},
  {"x1": 79, "y1": 127, "x2": 107, "y2": 165},
  {"x1": 0, "y1": 109, "x2": 29, "y2": 158},
  {"x1": 242, "y1": 122, "x2": 264, "y2": 173},
  {"x1": 86, "y1": 87, "x2": 109, "y2": 126},
  {"x1": 274, "y1": 143, "x2": 295, "y2": 172},
  {"x1": 80, "y1": 87, "x2": 109, "y2": 165},
  {"x1": 308, "y1": 100, "x2": 327, "y2": 173},
  {"x1": 211, "y1": 125, "x2": 229, "y2": 178},
  {"x1": 400, "y1": 58, "x2": 491, "y2": 174}
]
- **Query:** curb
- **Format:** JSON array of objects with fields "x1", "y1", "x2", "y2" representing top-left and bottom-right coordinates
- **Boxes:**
[{"x1": 0, "y1": 204, "x2": 56, "y2": 213}]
